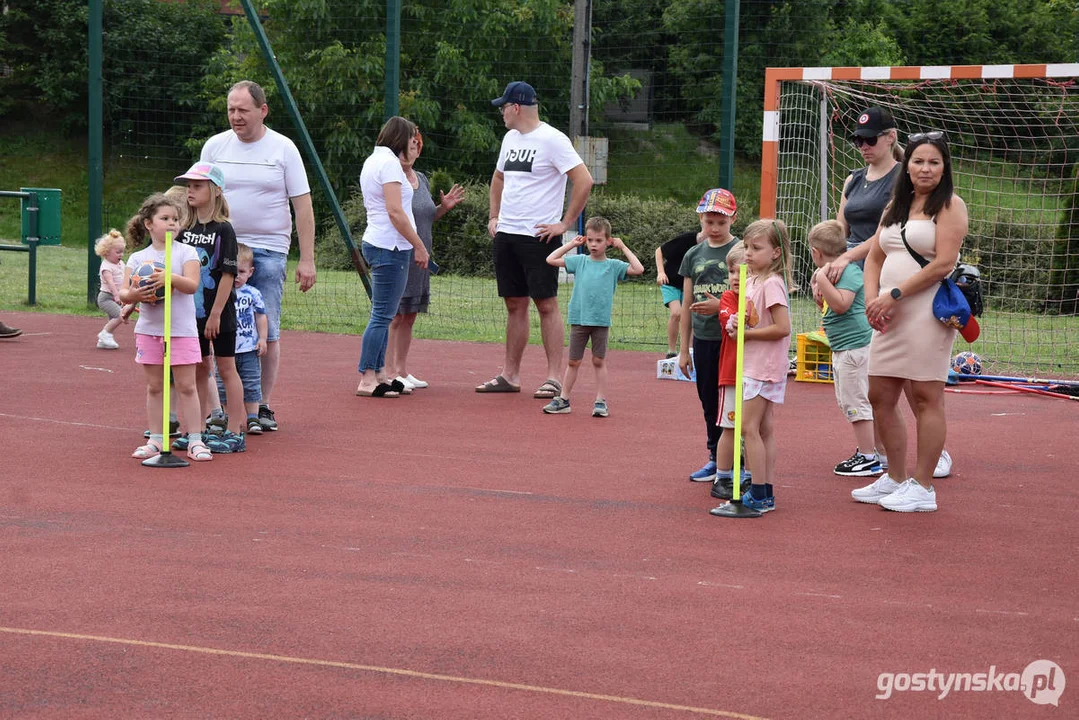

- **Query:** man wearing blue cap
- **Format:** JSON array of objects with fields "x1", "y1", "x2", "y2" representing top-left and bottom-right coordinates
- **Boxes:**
[{"x1": 478, "y1": 81, "x2": 594, "y2": 398}]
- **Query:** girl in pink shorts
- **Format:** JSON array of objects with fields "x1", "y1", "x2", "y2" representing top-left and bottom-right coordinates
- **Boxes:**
[
  {"x1": 723, "y1": 220, "x2": 793, "y2": 514},
  {"x1": 120, "y1": 193, "x2": 210, "y2": 462}
]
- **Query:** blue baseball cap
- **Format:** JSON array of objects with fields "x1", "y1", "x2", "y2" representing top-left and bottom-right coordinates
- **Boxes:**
[
  {"x1": 491, "y1": 81, "x2": 537, "y2": 107},
  {"x1": 174, "y1": 162, "x2": 226, "y2": 190},
  {"x1": 933, "y1": 281, "x2": 980, "y2": 343}
]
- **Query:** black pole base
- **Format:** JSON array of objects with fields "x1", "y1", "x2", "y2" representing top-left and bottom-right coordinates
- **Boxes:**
[
  {"x1": 142, "y1": 451, "x2": 189, "y2": 469},
  {"x1": 709, "y1": 499, "x2": 762, "y2": 518}
]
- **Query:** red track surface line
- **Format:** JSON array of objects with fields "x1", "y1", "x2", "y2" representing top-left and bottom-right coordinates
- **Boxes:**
[{"x1": 0, "y1": 627, "x2": 769, "y2": 720}]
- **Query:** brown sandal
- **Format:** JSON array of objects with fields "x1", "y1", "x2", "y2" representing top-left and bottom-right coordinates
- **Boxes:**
[{"x1": 475, "y1": 376, "x2": 521, "y2": 393}]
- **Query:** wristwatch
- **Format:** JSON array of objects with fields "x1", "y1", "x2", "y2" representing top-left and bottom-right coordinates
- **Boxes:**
[{"x1": 890, "y1": 287, "x2": 902, "y2": 300}]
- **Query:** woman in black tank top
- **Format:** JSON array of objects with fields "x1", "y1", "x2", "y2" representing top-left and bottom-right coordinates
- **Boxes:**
[{"x1": 828, "y1": 106, "x2": 902, "y2": 280}]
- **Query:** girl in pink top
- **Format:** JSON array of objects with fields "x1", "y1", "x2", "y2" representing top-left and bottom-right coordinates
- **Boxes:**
[
  {"x1": 94, "y1": 230, "x2": 129, "y2": 349},
  {"x1": 724, "y1": 220, "x2": 792, "y2": 514}
]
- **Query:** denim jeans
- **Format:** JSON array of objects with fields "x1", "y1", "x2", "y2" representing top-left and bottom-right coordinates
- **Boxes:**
[
  {"x1": 358, "y1": 242, "x2": 412, "y2": 373},
  {"x1": 249, "y1": 247, "x2": 288, "y2": 342}
]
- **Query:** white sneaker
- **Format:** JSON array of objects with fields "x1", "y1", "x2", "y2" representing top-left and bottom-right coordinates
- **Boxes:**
[
  {"x1": 394, "y1": 375, "x2": 415, "y2": 391},
  {"x1": 879, "y1": 479, "x2": 937, "y2": 512},
  {"x1": 933, "y1": 449, "x2": 952, "y2": 478},
  {"x1": 851, "y1": 473, "x2": 902, "y2": 504},
  {"x1": 96, "y1": 331, "x2": 119, "y2": 350},
  {"x1": 405, "y1": 373, "x2": 428, "y2": 389}
]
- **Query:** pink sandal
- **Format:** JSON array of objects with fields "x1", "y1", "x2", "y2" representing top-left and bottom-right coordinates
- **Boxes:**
[
  {"x1": 131, "y1": 442, "x2": 162, "y2": 460},
  {"x1": 187, "y1": 442, "x2": 213, "y2": 462}
]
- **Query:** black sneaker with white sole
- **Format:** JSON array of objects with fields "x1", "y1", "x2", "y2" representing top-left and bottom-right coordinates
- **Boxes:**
[
  {"x1": 258, "y1": 405, "x2": 278, "y2": 431},
  {"x1": 833, "y1": 449, "x2": 883, "y2": 477}
]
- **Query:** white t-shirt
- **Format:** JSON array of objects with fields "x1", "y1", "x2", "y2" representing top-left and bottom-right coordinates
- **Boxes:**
[
  {"x1": 200, "y1": 127, "x2": 311, "y2": 254},
  {"x1": 360, "y1": 146, "x2": 416, "y2": 251},
  {"x1": 126, "y1": 241, "x2": 200, "y2": 338},
  {"x1": 495, "y1": 122, "x2": 583, "y2": 237}
]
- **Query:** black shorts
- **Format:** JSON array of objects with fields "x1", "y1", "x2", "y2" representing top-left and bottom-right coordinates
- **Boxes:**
[
  {"x1": 197, "y1": 312, "x2": 237, "y2": 358},
  {"x1": 493, "y1": 232, "x2": 559, "y2": 300}
]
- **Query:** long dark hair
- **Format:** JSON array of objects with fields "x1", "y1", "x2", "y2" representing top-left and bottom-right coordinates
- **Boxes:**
[
  {"x1": 880, "y1": 134, "x2": 954, "y2": 227},
  {"x1": 375, "y1": 116, "x2": 417, "y2": 158}
]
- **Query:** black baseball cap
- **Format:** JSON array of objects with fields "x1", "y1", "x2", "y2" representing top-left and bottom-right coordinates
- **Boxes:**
[
  {"x1": 852, "y1": 107, "x2": 896, "y2": 138},
  {"x1": 491, "y1": 81, "x2": 537, "y2": 107}
]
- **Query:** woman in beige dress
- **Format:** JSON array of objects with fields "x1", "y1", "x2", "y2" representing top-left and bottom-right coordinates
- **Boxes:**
[{"x1": 850, "y1": 132, "x2": 968, "y2": 513}]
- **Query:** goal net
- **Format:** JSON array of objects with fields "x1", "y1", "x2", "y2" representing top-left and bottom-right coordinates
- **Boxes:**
[{"x1": 761, "y1": 64, "x2": 1079, "y2": 378}]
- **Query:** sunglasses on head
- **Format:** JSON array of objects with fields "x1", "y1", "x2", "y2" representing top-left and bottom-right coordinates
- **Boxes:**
[
  {"x1": 908, "y1": 130, "x2": 945, "y2": 143},
  {"x1": 852, "y1": 133, "x2": 886, "y2": 148}
]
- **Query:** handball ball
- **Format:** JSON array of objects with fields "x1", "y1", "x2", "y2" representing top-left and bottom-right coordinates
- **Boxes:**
[
  {"x1": 130, "y1": 260, "x2": 165, "y2": 303},
  {"x1": 952, "y1": 351, "x2": 983, "y2": 375}
]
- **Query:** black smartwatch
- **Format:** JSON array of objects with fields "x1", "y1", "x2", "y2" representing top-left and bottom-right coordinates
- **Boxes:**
[{"x1": 890, "y1": 287, "x2": 902, "y2": 300}]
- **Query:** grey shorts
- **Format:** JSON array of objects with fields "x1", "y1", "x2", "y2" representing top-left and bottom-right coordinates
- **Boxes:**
[
  {"x1": 568, "y1": 325, "x2": 609, "y2": 361},
  {"x1": 97, "y1": 291, "x2": 122, "y2": 319}
]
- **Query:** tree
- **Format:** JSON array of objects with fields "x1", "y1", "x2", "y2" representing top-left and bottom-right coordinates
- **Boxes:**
[
  {"x1": 0, "y1": 0, "x2": 226, "y2": 143},
  {"x1": 188, "y1": 0, "x2": 637, "y2": 200}
]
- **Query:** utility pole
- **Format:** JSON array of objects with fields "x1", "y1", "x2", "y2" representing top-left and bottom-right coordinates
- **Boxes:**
[
  {"x1": 718, "y1": 0, "x2": 740, "y2": 189},
  {"x1": 569, "y1": 0, "x2": 592, "y2": 140}
]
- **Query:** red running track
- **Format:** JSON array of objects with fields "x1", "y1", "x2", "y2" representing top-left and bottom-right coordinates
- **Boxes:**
[{"x1": 0, "y1": 311, "x2": 1075, "y2": 718}]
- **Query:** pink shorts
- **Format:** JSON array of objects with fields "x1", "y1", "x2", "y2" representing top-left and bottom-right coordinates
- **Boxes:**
[
  {"x1": 135, "y1": 335, "x2": 202, "y2": 366},
  {"x1": 743, "y1": 375, "x2": 787, "y2": 404}
]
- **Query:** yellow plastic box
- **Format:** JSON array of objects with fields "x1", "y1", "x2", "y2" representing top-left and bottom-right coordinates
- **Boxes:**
[{"x1": 796, "y1": 332, "x2": 833, "y2": 384}]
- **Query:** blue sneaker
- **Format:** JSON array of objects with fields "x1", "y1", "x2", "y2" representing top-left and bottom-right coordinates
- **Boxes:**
[
  {"x1": 205, "y1": 431, "x2": 246, "y2": 454},
  {"x1": 741, "y1": 488, "x2": 775, "y2": 513},
  {"x1": 689, "y1": 461, "x2": 717, "y2": 483}
]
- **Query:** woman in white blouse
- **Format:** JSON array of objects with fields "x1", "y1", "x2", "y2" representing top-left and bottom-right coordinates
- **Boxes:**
[{"x1": 356, "y1": 117, "x2": 429, "y2": 397}]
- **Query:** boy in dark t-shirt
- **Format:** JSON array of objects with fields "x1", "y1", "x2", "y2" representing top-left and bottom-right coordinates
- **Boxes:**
[
  {"x1": 655, "y1": 229, "x2": 702, "y2": 358},
  {"x1": 676, "y1": 188, "x2": 739, "y2": 484}
]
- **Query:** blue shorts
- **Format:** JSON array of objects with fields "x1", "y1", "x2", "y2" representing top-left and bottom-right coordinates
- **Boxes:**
[
  {"x1": 661, "y1": 284, "x2": 683, "y2": 306},
  {"x1": 249, "y1": 247, "x2": 287, "y2": 342},
  {"x1": 233, "y1": 349, "x2": 263, "y2": 404}
]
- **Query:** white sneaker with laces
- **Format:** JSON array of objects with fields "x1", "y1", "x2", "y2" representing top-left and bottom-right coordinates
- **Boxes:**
[
  {"x1": 405, "y1": 373, "x2": 428, "y2": 389},
  {"x1": 879, "y1": 479, "x2": 937, "y2": 512},
  {"x1": 933, "y1": 449, "x2": 952, "y2": 479},
  {"x1": 97, "y1": 330, "x2": 119, "y2": 349},
  {"x1": 851, "y1": 473, "x2": 901, "y2": 504},
  {"x1": 395, "y1": 375, "x2": 416, "y2": 391}
]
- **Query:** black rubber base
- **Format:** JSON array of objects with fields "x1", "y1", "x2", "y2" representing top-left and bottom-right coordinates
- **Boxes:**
[
  {"x1": 709, "y1": 499, "x2": 762, "y2": 518},
  {"x1": 141, "y1": 451, "x2": 189, "y2": 469}
]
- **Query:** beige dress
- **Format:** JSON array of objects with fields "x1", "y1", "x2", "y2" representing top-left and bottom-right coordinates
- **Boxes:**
[{"x1": 868, "y1": 219, "x2": 956, "y2": 382}]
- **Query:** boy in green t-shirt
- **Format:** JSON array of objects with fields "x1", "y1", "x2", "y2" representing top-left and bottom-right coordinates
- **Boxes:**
[
  {"x1": 543, "y1": 216, "x2": 644, "y2": 417},
  {"x1": 809, "y1": 220, "x2": 881, "y2": 477},
  {"x1": 677, "y1": 188, "x2": 740, "y2": 483}
]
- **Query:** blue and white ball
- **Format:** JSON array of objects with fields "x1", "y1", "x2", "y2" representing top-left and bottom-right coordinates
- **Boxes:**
[{"x1": 952, "y1": 351, "x2": 983, "y2": 375}]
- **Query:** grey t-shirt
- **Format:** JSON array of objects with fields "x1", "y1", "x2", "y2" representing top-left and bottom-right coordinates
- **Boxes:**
[{"x1": 843, "y1": 164, "x2": 900, "y2": 251}]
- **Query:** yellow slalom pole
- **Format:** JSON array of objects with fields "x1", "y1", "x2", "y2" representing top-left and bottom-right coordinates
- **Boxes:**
[
  {"x1": 731, "y1": 263, "x2": 747, "y2": 502},
  {"x1": 711, "y1": 263, "x2": 757, "y2": 517},
  {"x1": 144, "y1": 230, "x2": 187, "y2": 467},
  {"x1": 161, "y1": 230, "x2": 173, "y2": 439}
]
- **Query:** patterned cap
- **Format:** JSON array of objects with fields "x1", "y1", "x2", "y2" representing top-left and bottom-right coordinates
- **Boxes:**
[{"x1": 696, "y1": 188, "x2": 737, "y2": 216}]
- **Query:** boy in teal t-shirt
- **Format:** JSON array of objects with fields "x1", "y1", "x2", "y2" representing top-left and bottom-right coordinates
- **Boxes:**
[
  {"x1": 543, "y1": 216, "x2": 644, "y2": 417},
  {"x1": 809, "y1": 220, "x2": 881, "y2": 477}
]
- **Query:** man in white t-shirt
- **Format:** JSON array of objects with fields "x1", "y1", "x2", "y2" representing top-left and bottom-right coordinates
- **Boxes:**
[
  {"x1": 199, "y1": 80, "x2": 316, "y2": 431},
  {"x1": 478, "y1": 81, "x2": 593, "y2": 399}
]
